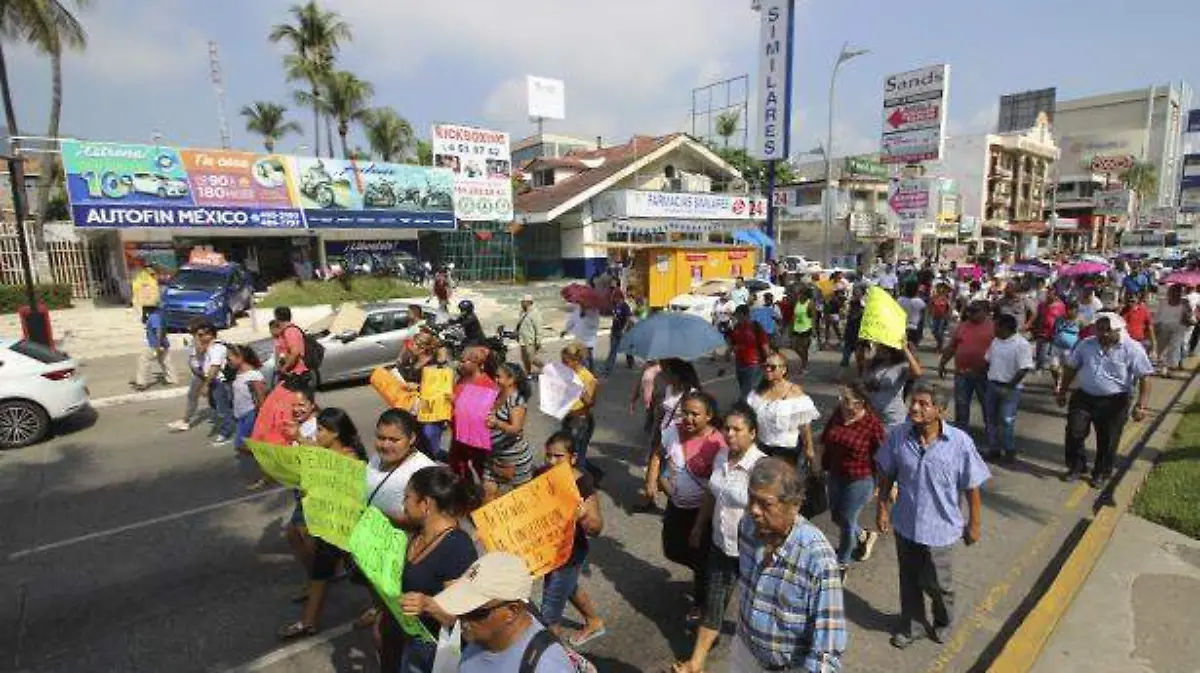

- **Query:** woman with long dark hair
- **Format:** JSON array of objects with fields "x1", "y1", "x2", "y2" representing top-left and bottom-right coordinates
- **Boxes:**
[
  {"x1": 822, "y1": 382, "x2": 886, "y2": 571},
  {"x1": 639, "y1": 358, "x2": 702, "y2": 510},
  {"x1": 278, "y1": 407, "x2": 366, "y2": 640},
  {"x1": 388, "y1": 466, "x2": 481, "y2": 672},
  {"x1": 483, "y1": 362, "x2": 534, "y2": 501}
]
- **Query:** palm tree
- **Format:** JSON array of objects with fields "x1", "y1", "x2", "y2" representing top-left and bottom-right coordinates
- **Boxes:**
[
  {"x1": 303, "y1": 70, "x2": 373, "y2": 159},
  {"x1": 240, "y1": 102, "x2": 302, "y2": 153},
  {"x1": 1120, "y1": 160, "x2": 1158, "y2": 227},
  {"x1": 413, "y1": 139, "x2": 432, "y2": 166},
  {"x1": 363, "y1": 107, "x2": 413, "y2": 162},
  {"x1": 269, "y1": 1, "x2": 351, "y2": 158},
  {"x1": 715, "y1": 108, "x2": 741, "y2": 148},
  {"x1": 0, "y1": 0, "x2": 88, "y2": 245}
]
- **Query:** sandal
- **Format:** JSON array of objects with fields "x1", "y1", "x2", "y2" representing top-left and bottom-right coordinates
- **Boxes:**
[
  {"x1": 277, "y1": 620, "x2": 316, "y2": 641},
  {"x1": 568, "y1": 625, "x2": 607, "y2": 648}
]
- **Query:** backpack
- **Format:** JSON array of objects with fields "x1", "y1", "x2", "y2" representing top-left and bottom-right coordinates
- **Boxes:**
[
  {"x1": 519, "y1": 628, "x2": 597, "y2": 673},
  {"x1": 286, "y1": 324, "x2": 325, "y2": 371}
]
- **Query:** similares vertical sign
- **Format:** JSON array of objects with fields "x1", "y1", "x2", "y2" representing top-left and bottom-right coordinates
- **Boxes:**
[{"x1": 755, "y1": 0, "x2": 795, "y2": 161}]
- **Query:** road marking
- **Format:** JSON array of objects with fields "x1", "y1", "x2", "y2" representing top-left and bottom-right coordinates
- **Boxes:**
[
  {"x1": 7, "y1": 488, "x2": 285, "y2": 561},
  {"x1": 213, "y1": 621, "x2": 357, "y2": 673}
]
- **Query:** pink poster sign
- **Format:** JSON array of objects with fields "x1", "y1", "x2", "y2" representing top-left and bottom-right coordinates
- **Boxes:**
[{"x1": 454, "y1": 384, "x2": 498, "y2": 451}]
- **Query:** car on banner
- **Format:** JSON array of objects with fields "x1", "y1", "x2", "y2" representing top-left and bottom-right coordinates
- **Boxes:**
[
  {"x1": 668, "y1": 278, "x2": 786, "y2": 322},
  {"x1": 129, "y1": 172, "x2": 189, "y2": 199},
  {"x1": 160, "y1": 263, "x2": 255, "y2": 331},
  {"x1": 0, "y1": 339, "x2": 90, "y2": 449}
]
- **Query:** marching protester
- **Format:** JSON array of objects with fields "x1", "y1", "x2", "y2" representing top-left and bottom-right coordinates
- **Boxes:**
[
  {"x1": 750, "y1": 291, "x2": 781, "y2": 346},
  {"x1": 984, "y1": 314, "x2": 1034, "y2": 463},
  {"x1": 938, "y1": 300, "x2": 995, "y2": 430},
  {"x1": 646, "y1": 391, "x2": 727, "y2": 627},
  {"x1": 674, "y1": 403, "x2": 766, "y2": 673},
  {"x1": 1154, "y1": 284, "x2": 1197, "y2": 377},
  {"x1": 861, "y1": 341, "x2": 923, "y2": 429},
  {"x1": 449, "y1": 344, "x2": 500, "y2": 480},
  {"x1": 995, "y1": 282, "x2": 1036, "y2": 334},
  {"x1": 745, "y1": 349, "x2": 819, "y2": 465},
  {"x1": 1120, "y1": 290, "x2": 1156, "y2": 355},
  {"x1": 540, "y1": 431, "x2": 607, "y2": 646},
  {"x1": 516, "y1": 293, "x2": 544, "y2": 376},
  {"x1": 927, "y1": 283, "x2": 953, "y2": 353},
  {"x1": 393, "y1": 466, "x2": 481, "y2": 672},
  {"x1": 821, "y1": 382, "x2": 886, "y2": 572},
  {"x1": 713, "y1": 290, "x2": 736, "y2": 364},
  {"x1": 483, "y1": 362, "x2": 535, "y2": 501},
  {"x1": 630, "y1": 358, "x2": 663, "y2": 437},
  {"x1": 603, "y1": 288, "x2": 635, "y2": 375},
  {"x1": 1056, "y1": 313, "x2": 1154, "y2": 487},
  {"x1": 1048, "y1": 300, "x2": 1083, "y2": 390},
  {"x1": 397, "y1": 330, "x2": 453, "y2": 461},
  {"x1": 278, "y1": 407, "x2": 367, "y2": 641},
  {"x1": 790, "y1": 286, "x2": 817, "y2": 374},
  {"x1": 134, "y1": 303, "x2": 175, "y2": 391},
  {"x1": 730, "y1": 304, "x2": 771, "y2": 399},
  {"x1": 274, "y1": 306, "x2": 313, "y2": 393},
  {"x1": 730, "y1": 458, "x2": 847, "y2": 671},
  {"x1": 166, "y1": 320, "x2": 223, "y2": 435},
  {"x1": 227, "y1": 344, "x2": 268, "y2": 489},
  {"x1": 638, "y1": 358, "x2": 703, "y2": 511},
  {"x1": 1032, "y1": 286, "x2": 1067, "y2": 375},
  {"x1": 562, "y1": 303, "x2": 600, "y2": 372},
  {"x1": 876, "y1": 384, "x2": 990, "y2": 649},
  {"x1": 841, "y1": 285, "x2": 866, "y2": 369},
  {"x1": 898, "y1": 283, "x2": 926, "y2": 347},
  {"x1": 196, "y1": 322, "x2": 234, "y2": 445},
  {"x1": 370, "y1": 409, "x2": 439, "y2": 524},
  {"x1": 560, "y1": 341, "x2": 599, "y2": 471}
]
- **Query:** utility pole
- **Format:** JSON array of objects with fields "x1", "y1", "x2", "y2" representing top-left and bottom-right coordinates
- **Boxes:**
[
  {"x1": 208, "y1": 41, "x2": 232, "y2": 150},
  {"x1": 3, "y1": 153, "x2": 51, "y2": 345}
]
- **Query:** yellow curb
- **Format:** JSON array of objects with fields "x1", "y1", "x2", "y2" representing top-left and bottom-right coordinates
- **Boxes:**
[{"x1": 986, "y1": 369, "x2": 1200, "y2": 673}]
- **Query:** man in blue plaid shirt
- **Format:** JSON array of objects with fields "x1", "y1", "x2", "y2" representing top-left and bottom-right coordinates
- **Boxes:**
[{"x1": 730, "y1": 458, "x2": 847, "y2": 672}]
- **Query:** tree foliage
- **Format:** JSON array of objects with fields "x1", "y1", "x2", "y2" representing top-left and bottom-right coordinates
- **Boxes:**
[{"x1": 240, "y1": 101, "x2": 302, "y2": 152}]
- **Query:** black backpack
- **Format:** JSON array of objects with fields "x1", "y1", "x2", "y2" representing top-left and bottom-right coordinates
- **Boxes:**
[
  {"x1": 286, "y1": 324, "x2": 325, "y2": 371},
  {"x1": 518, "y1": 628, "x2": 596, "y2": 673}
]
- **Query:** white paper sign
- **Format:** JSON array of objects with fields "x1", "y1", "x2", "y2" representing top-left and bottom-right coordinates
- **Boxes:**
[{"x1": 538, "y1": 362, "x2": 583, "y2": 420}]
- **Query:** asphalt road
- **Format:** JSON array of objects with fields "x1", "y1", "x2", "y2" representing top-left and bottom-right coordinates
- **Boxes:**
[{"x1": 1, "y1": 336, "x2": 1192, "y2": 673}]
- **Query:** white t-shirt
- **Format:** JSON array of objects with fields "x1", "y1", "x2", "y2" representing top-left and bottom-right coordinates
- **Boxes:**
[
  {"x1": 231, "y1": 369, "x2": 265, "y2": 418},
  {"x1": 730, "y1": 286, "x2": 750, "y2": 306},
  {"x1": 986, "y1": 334, "x2": 1035, "y2": 385},
  {"x1": 298, "y1": 416, "x2": 318, "y2": 444},
  {"x1": 898, "y1": 296, "x2": 927, "y2": 329},
  {"x1": 1077, "y1": 296, "x2": 1103, "y2": 325},
  {"x1": 189, "y1": 341, "x2": 228, "y2": 375},
  {"x1": 366, "y1": 451, "x2": 436, "y2": 520},
  {"x1": 708, "y1": 445, "x2": 766, "y2": 556},
  {"x1": 745, "y1": 391, "x2": 820, "y2": 448}
]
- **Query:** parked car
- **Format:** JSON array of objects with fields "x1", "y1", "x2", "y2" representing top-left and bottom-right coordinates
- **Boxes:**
[
  {"x1": 0, "y1": 339, "x2": 90, "y2": 449},
  {"x1": 668, "y1": 278, "x2": 786, "y2": 323},
  {"x1": 161, "y1": 263, "x2": 254, "y2": 331},
  {"x1": 257, "y1": 300, "x2": 438, "y2": 387}
]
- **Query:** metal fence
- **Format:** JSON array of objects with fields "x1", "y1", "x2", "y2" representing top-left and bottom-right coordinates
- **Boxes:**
[{"x1": 0, "y1": 223, "x2": 119, "y2": 300}]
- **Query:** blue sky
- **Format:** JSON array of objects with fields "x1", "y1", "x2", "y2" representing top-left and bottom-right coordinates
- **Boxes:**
[{"x1": 6, "y1": 0, "x2": 1200, "y2": 159}]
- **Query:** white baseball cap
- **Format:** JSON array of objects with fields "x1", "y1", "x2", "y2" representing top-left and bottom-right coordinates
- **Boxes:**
[
  {"x1": 1094, "y1": 312, "x2": 1126, "y2": 332},
  {"x1": 433, "y1": 552, "x2": 533, "y2": 616}
]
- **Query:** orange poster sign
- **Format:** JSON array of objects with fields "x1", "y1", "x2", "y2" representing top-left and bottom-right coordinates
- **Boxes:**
[
  {"x1": 470, "y1": 462, "x2": 582, "y2": 577},
  {"x1": 370, "y1": 367, "x2": 417, "y2": 413}
]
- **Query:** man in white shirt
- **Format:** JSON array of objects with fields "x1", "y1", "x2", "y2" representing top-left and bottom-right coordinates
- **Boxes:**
[
  {"x1": 897, "y1": 284, "x2": 927, "y2": 346},
  {"x1": 878, "y1": 265, "x2": 899, "y2": 294},
  {"x1": 730, "y1": 277, "x2": 751, "y2": 307},
  {"x1": 562, "y1": 304, "x2": 600, "y2": 371},
  {"x1": 984, "y1": 313, "x2": 1034, "y2": 462}
]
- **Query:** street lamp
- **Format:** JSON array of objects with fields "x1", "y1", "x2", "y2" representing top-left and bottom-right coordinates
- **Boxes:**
[{"x1": 823, "y1": 42, "x2": 869, "y2": 267}]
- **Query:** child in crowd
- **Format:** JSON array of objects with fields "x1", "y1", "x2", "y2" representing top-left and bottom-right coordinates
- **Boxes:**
[
  {"x1": 228, "y1": 344, "x2": 269, "y2": 490},
  {"x1": 539, "y1": 431, "x2": 607, "y2": 647}
]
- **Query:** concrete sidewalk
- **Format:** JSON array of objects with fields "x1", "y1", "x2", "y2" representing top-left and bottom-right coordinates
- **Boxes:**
[{"x1": 1030, "y1": 514, "x2": 1200, "y2": 673}]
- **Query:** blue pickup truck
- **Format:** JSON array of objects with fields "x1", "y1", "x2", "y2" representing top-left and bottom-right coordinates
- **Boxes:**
[{"x1": 160, "y1": 263, "x2": 254, "y2": 331}]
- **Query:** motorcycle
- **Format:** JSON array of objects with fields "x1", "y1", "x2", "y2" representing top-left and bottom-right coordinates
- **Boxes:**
[
  {"x1": 427, "y1": 321, "x2": 514, "y2": 365},
  {"x1": 299, "y1": 162, "x2": 336, "y2": 209},
  {"x1": 363, "y1": 178, "x2": 398, "y2": 208}
]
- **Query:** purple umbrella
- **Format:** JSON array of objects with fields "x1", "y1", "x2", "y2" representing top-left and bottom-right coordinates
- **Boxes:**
[
  {"x1": 1059, "y1": 261, "x2": 1111, "y2": 277},
  {"x1": 1010, "y1": 262, "x2": 1051, "y2": 276}
]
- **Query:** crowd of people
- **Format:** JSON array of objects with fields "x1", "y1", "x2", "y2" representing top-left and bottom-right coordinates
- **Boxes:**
[{"x1": 130, "y1": 247, "x2": 1198, "y2": 672}]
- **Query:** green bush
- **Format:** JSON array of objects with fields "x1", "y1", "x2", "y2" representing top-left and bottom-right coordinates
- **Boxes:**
[
  {"x1": 0, "y1": 283, "x2": 73, "y2": 313},
  {"x1": 257, "y1": 276, "x2": 426, "y2": 308},
  {"x1": 1133, "y1": 401, "x2": 1200, "y2": 540}
]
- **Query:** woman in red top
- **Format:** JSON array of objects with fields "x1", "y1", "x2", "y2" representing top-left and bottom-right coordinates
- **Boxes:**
[
  {"x1": 821, "y1": 382, "x2": 886, "y2": 570},
  {"x1": 1120, "y1": 290, "x2": 1157, "y2": 354},
  {"x1": 729, "y1": 304, "x2": 769, "y2": 399},
  {"x1": 928, "y1": 283, "x2": 953, "y2": 352}
]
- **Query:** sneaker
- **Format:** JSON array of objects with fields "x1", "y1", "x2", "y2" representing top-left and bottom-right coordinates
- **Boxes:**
[
  {"x1": 167, "y1": 420, "x2": 190, "y2": 432},
  {"x1": 211, "y1": 436, "x2": 232, "y2": 447},
  {"x1": 928, "y1": 625, "x2": 949, "y2": 644},
  {"x1": 1061, "y1": 469, "x2": 1083, "y2": 483},
  {"x1": 856, "y1": 531, "x2": 879, "y2": 562},
  {"x1": 890, "y1": 632, "x2": 915, "y2": 650}
]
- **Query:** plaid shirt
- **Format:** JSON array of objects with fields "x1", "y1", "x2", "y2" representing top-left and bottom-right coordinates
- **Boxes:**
[
  {"x1": 737, "y1": 515, "x2": 847, "y2": 672},
  {"x1": 820, "y1": 408, "x2": 885, "y2": 481}
]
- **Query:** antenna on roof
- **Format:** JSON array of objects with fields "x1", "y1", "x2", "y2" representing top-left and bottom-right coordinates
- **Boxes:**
[{"x1": 208, "y1": 41, "x2": 232, "y2": 149}]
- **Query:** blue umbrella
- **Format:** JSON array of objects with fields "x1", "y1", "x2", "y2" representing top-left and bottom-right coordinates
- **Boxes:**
[{"x1": 618, "y1": 312, "x2": 726, "y2": 360}]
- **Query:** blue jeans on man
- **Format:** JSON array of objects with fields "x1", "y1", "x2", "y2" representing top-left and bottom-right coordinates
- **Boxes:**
[
  {"x1": 603, "y1": 329, "x2": 634, "y2": 373},
  {"x1": 827, "y1": 473, "x2": 876, "y2": 564},
  {"x1": 985, "y1": 380, "x2": 1021, "y2": 456},
  {"x1": 953, "y1": 370, "x2": 989, "y2": 430},
  {"x1": 209, "y1": 379, "x2": 236, "y2": 440},
  {"x1": 735, "y1": 364, "x2": 763, "y2": 399},
  {"x1": 930, "y1": 317, "x2": 948, "y2": 352}
]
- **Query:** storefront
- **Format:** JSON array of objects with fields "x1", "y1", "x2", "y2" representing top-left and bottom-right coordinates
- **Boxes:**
[{"x1": 584, "y1": 241, "x2": 757, "y2": 307}]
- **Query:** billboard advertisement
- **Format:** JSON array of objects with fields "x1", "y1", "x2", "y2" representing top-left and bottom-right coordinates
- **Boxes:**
[
  {"x1": 62, "y1": 140, "x2": 456, "y2": 230},
  {"x1": 432, "y1": 124, "x2": 514, "y2": 222},
  {"x1": 290, "y1": 157, "x2": 455, "y2": 229},
  {"x1": 880, "y1": 64, "x2": 950, "y2": 164},
  {"x1": 1180, "y1": 154, "x2": 1200, "y2": 212},
  {"x1": 754, "y1": 0, "x2": 795, "y2": 161},
  {"x1": 1188, "y1": 109, "x2": 1200, "y2": 134},
  {"x1": 527, "y1": 75, "x2": 566, "y2": 120}
]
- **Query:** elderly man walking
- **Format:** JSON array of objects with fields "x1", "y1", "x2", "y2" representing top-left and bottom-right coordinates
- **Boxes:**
[
  {"x1": 1055, "y1": 312, "x2": 1154, "y2": 487},
  {"x1": 876, "y1": 384, "x2": 991, "y2": 649},
  {"x1": 515, "y1": 293, "x2": 543, "y2": 375},
  {"x1": 729, "y1": 457, "x2": 847, "y2": 672}
]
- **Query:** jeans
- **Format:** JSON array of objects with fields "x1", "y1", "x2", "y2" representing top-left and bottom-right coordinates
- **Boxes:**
[
  {"x1": 840, "y1": 331, "x2": 858, "y2": 367},
  {"x1": 603, "y1": 331, "x2": 634, "y2": 372},
  {"x1": 895, "y1": 534, "x2": 955, "y2": 636},
  {"x1": 735, "y1": 364, "x2": 763, "y2": 399},
  {"x1": 1034, "y1": 339, "x2": 1051, "y2": 371},
  {"x1": 234, "y1": 410, "x2": 256, "y2": 450},
  {"x1": 183, "y1": 371, "x2": 206, "y2": 423},
  {"x1": 930, "y1": 317, "x2": 948, "y2": 352},
  {"x1": 827, "y1": 474, "x2": 876, "y2": 564},
  {"x1": 1065, "y1": 391, "x2": 1131, "y2": 479},
  {"x1": 985, "y1": 381, "x2": 1021, "y2": 455},
  {"x1": 209, "y1": 380, "x2": 235, "y2": 439},
  {"x1": 421, "y1": 421, "x2": 448, "y2": 462},
  {"x1": 953, "y1": 371, "x2": 989, "y2": 430},
  {"x1": 541, "y1": 557, "x2": 584, "y2": 626},
  {"x1": 563, "y1": 414, "x2": 596, "y2": 469}
]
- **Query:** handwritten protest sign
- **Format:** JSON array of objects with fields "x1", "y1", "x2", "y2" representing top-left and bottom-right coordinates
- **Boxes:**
[
  {"x1": 470, "y1": 462, "x2": 582, "y2": 577},
  {"x1": 245, "y1": 439, "x2": 303, "y2": 488},
  {"x1": 859, "y1": 286, "x2": 907, "y2": 350},
  {"x1": 370, "y1": 367, "x2": 417, "y2": 412},
  {"x1": 417, "y1": 367, "x2": 453, "y2": 423},
  {"x1": 538, "y1": 362, "x2": 583, "y2": 420},
  {"x1": 348, "y1": 506, "x2": 435, "y2": 643},
  {"x1": 453, "y1": 384, "x2": 498, "y2": 450},
  {"x1": 300, "y1": 447, "x2": 367, "y2": 550}
]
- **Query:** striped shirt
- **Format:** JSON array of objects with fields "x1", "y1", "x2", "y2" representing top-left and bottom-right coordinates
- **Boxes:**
[
  {"x1": 736, "y1": 515, "x2": 847, "y2": 672},
  {"x1": 486, "y1": 390, "x2": 533, "y2": 486}
]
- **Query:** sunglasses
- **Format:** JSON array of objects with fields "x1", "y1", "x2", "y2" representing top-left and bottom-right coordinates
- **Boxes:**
[
  {"x1": 461, "y1": 602, "x2": 510, "y2": 622},
  {"x1": 763, "y1": 363, "x2": 785, "y2": 371}
]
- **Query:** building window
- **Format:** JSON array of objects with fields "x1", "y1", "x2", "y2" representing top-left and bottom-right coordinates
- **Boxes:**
[{"x1": 533, "y1": 169, "x2": 555, "y2": 188}]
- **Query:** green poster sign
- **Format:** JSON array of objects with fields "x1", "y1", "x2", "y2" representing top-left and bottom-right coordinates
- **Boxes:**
[
  {"x1": 246, "y1": 440, "x2": 304, "y2": 488},
  {"x1": 300, "y1": 447, "x2": 367, "y2": 551},
  {"x1": 348, "y1": 507, "x2": 435, "y2": 643}
]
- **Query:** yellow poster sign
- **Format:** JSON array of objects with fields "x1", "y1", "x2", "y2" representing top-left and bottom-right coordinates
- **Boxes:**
[
  {"x1": 417, "y1": 368, "x2": 453, "y2": 423},
  {"x1": 371, "y1": 367, "x2": 418, "y2": 412},
  {"x1": 300, "y1": 447, "x2": 367, "y2": 551},
  {"x1": 858, "y1": 286, "x2": 908, "y2": 350},
  {"x1": 470, "y1": 462, "x2": 582, "y2": 578},
  {"x1": 246, "y1": 439, "x2": 304, "y2": 488}
]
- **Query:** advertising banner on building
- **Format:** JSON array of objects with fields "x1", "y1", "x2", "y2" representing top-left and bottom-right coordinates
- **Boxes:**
[
  {"x1": 289, "y1": 157, "x2": 455, "y2": 229},
  {"x1": 754, "y1": 0, "x2": 795, "y2": 161},
  {"x1": 880, "y1": 64, "x2": 950, "y2": 164},
  {"x1": 61, "y1": 140, "x2": 306, "y2": 229},
  {"x1": 432, "y1": 124, "x2": 513, "y2": 222},
  {"x1": 888, "y1": 178, "x2": 932, "y2": 221},
  {"x1": 1181, "y1": 154, "x2": 1200, "y2": 213},
  {"x1": 1093, "y1": 188, "x2": 1132, "y2": 216},
  {"x1": 591, "y1": 189, "x2": 768, "y2": 220},
  {"x1": 1188, "y1": 109, "x2": 1200, "y2": 134}
]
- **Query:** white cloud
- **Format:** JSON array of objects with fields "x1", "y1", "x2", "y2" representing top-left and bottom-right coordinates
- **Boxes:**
[{"x1": 949, "y1": 101, "x2": 999, "y2": 136}]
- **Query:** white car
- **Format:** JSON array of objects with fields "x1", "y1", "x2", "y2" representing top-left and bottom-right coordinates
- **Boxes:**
[
  {"x1": 0, "y1": 339, "x2": 90, "y2": 448},
  {"x1": 668, "y1": 278, "x2": 786, "y2": 322},
  {"x1": 781, "y1": 255, "x2": 823, "y2": 273}
]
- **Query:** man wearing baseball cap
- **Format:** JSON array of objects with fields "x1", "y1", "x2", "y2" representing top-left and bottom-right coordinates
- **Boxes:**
[
  {"x1": 1055, "y1": 312, "x2": 1154, "y2": 487},
  {"x1": 516, "y1": 294, "x2": 543, "y2": 376},
  {"x1": 435, "y1": 552, "x2": 580, "y2": 672}
]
